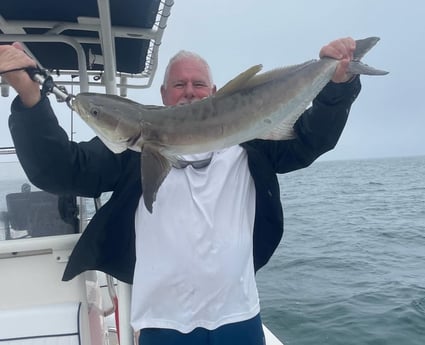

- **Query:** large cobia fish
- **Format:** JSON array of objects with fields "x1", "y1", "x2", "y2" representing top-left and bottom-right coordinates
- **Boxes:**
[{"x1": 71, "y1": 36, "x2": 388, "y2": 213}]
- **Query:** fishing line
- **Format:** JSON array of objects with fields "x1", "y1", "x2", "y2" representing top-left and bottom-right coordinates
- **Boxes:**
[{"x1": 1, "y1": 66, "x2": 75, "y2": 108}]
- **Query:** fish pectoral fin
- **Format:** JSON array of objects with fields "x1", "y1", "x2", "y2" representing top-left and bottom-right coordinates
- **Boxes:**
[
  {"x1": 140, "y1": 146, "x2": 172, "y2": 213},
  {"x1": 215, "y1": 64, "x2": 263, "y2": 97}
]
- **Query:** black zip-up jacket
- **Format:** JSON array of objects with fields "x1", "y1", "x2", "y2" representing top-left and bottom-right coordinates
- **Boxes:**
[{"x1": 9, "y1": 78, "x2": 361, "y2": 284}]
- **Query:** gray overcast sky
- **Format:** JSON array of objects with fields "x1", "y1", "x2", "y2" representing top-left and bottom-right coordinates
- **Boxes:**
[{"x1": 1, "y1": 0, "x2": 424, "y2": 161}]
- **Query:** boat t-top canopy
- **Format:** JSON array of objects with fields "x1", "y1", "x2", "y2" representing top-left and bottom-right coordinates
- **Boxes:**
[{"x1": 0, "y1": 0, "x2": 174, "y2": 95}]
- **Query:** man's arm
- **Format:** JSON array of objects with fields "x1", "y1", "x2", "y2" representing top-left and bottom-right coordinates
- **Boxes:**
[
  {"x1": 8, "y1": 95, "x2": 123, "y2": 197},
  {"x1": 1, "y1": 42, "x2": 123, "y2": 196},
  {"x1": 250, "y1": 75, "x2": 361, "y2": 173},
  {"x1": 253, "y1": 37, "x2": 361, "y2": 172},
  {"x1": 291, "y1": 76, "x2": 361, "y2": 164}
]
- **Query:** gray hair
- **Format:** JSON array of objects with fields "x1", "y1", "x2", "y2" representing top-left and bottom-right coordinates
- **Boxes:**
[{"x1": 162, "y1": 50, "x2": 213, "y2": 87}]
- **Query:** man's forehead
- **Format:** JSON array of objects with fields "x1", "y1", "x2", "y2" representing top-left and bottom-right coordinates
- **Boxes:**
[{"x1": 169, "y1": 58, "x2": 209, "y2": 77}]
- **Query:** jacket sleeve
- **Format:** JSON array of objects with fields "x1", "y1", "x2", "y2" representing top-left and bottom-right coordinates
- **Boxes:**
[
  {"x1": 8, "y1": 95, "x2": 124, "y2": 197},
  {"x1": 252, "y1": 76, "x2": 361, "y2": 173}
]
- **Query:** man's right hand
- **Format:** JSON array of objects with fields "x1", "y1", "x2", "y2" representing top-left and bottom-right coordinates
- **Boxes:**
[{"x1": 0, "y1": 42, "x2": 41, "y2": 107}]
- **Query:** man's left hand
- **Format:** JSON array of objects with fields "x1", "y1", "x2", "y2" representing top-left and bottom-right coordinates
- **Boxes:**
[{"x1": 319, "y1": 37, "x2": 356, "y2": 83}]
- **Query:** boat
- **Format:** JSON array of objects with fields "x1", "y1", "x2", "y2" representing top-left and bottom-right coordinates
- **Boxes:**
[{"x1": 0, "y1": 1, "x2": 283, "y2": 344}]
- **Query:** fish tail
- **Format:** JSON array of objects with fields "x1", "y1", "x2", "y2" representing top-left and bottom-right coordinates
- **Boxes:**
[
  {"x1": 347, "y1": 61, "x2": 389, "y2": 75},
  {"x1": 347, "y1": 37, "x2": 389, "y2": 75},
  {"x1": 353, "y1": 37, "x2": 380, "y2": 60}
]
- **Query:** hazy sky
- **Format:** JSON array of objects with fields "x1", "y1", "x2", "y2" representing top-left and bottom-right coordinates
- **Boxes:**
[{"x1": 1, "y1": 0, "x2": 424, "y2": 161}]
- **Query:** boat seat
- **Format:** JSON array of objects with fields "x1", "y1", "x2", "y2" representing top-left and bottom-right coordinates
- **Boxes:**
[
  {"x1": 0, "y1": 302, "x2": 82, "y2": 345},
  {"x1": 4, "y1": 189, "x2": 78, "y2": 238}
]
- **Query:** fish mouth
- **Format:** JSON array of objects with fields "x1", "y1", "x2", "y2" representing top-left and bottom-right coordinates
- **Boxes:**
[
  {"x1": 70, "y1": 98, "x2": 90, "y2": 119},
  {"x1": 70, "y1": 98, "x2": 80, "y2": 113}
]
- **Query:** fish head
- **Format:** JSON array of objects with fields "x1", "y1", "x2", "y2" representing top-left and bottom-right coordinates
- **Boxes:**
[{"x1": 72, "y1": 93, "x2": 141, "y2": 153}]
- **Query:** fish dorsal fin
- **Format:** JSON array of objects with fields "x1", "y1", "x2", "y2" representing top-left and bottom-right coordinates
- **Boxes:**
[
  {"x1": 141, "y1": 145, "x2": 172, "y2": 213},
  {"x1": 216, "y1": 60, "x2": 318, "y2": 97},
  {"x1": 242, "y1": 60, "x2": 318, "y2": 90},
  {"x1": 215, "y1": 64, "x2": 263, "y2": 97}
]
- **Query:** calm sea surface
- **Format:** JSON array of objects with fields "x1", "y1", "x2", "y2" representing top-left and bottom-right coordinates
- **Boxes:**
[
  {"x1": 1, "y1": 156, "x2": 424, "y2": 344},
  {"x1": 257, "y1": 155, "x2": 425, "y2": 345}
]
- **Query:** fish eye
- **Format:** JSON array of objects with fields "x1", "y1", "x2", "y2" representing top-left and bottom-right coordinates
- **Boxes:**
[{"x1": 90, "y1": 107, "x2": 100, "y2": 117}]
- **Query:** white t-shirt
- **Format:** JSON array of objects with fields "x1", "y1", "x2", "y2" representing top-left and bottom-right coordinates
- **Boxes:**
[{"x1": 131, "y1": 145, "x2": 259, "y2": 333}]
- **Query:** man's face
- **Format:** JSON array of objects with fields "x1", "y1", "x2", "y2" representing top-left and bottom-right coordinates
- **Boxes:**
[{"x1": 161, "y1": 57, "x2": 216, "y2": 106}]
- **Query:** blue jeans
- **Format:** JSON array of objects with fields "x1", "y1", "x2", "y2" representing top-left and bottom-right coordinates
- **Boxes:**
[{"x1": 138, "y1": 313, "x2": 265, "y2": 345}]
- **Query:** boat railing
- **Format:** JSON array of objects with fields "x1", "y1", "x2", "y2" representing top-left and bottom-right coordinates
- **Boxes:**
[{"x1": 0, "y1": 151, "x2": 119, "y2": 345}]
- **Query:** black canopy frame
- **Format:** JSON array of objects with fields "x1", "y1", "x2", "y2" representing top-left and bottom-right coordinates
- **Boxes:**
[{"x1": 0, "y1": 0, "x2": 174, "y2": 95}]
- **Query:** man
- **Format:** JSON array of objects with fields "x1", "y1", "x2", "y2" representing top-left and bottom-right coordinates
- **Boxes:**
[{"x1": 0, "y1": 37, "x2": 361, "y2": 344}]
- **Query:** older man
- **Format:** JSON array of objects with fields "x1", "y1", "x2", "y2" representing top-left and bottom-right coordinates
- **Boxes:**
[{"x1": 1, "y1": 37, "x2": 360, "y2": 344}]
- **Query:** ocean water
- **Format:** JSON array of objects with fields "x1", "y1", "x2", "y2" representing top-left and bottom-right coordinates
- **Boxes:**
[
  {"x1": 1, "y1": 156, "x2": 424, "y2": 344},
  {"x1": 256, "y1": 155, "x2": 425, "y2": 345}
]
